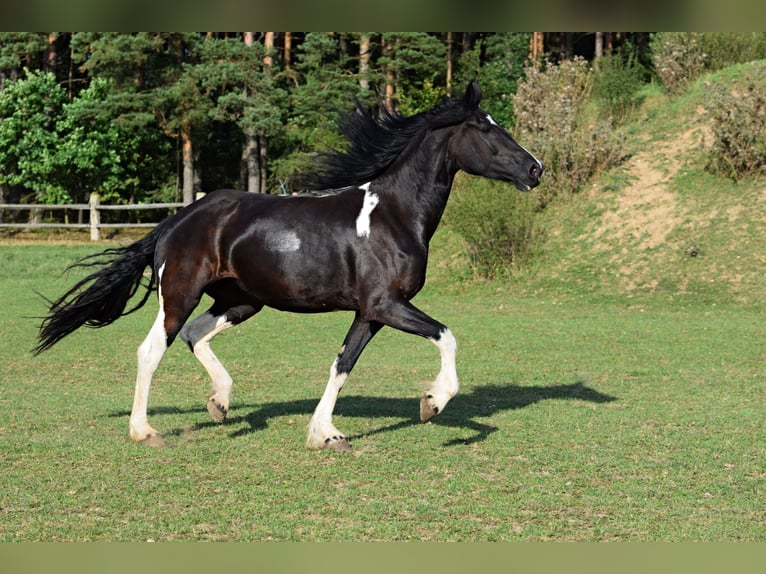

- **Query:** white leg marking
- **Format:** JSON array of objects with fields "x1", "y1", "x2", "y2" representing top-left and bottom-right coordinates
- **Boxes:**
[
  {"x1": 180, "y1": 312, "x2": 236, "y2": 418},
  {"x1": 130, "y1": 262, "x2": 167, "y2": 442},
  {"x1": 355, "y1": 183, "x2": 379, "y2": 238},
  {"x1": 307, "y1": 358, "x2": 349, "y2": 449},
  {"x1": 426, "y1": 328, "x2": 459, "y2": 413}
]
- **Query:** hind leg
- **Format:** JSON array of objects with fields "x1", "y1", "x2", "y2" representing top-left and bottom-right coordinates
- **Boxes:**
[
  {"x1": 129, "y1": 262, "x2": 204, "y2": 445},
  {"x1": 130, "y1": 297, "x2": 169, "y2": 445},
  {"x1": 129, "y1": 262, "x2": 195, "y2": 445},
  {"x1": 180, "y1": 302, "x2": 260, "y2": 423}
]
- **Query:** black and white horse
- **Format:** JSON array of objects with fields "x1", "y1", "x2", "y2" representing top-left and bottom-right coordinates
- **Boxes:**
[{"x1": 36, "y1": 81, "x2": 543, "y2": 451}]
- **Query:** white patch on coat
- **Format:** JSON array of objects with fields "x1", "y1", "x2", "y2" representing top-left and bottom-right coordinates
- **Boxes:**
[
  {"x1": 355, "y1": 182, "x2": 379, "y2": 238},
  {"x1": 265, "y1": 230, "x2": 301, "y2": 253}
]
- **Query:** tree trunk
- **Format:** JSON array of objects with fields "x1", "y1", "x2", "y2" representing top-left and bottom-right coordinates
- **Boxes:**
[
  {"x1": 181, "y1": 122, "x2": 194, "y2": 205},
  {"x1": 259, "y1": 136, "x2": 268, "y2": 193},
  {"x1": 244, "y1": 132, "x2": 259, "y2": 192},
  {"x1": 45, "y1": 33, "x2": 56, "y2": 75},
  {"x1": 284, "y1": 32, "x2": 292, "y2": 69},
  {"x1": 193, "y1": 147, "x2": 202, "y2": 195},
  {"x1": 263, "y1": 32, "x2": 274, "y2": 67},
  {"x1": 258, "y1": 32, "x2": 274, "y2": 193},
  {"x1": 382, "y1": 36, "x2": 395, "y2": 113},
  {"x1": 595, "y1": 32, "x2": 604, "y2": 68},
  {"x1": 241, "y1": 32, "x2": 260, "y2": 192},
  {"x1": 530, "y1": 32, "x2": 544, "y2": 61},
  {"x1": 359, "y1": 33, "x2": 370, "y2": 91},
  {"x1": 446, "y1": 32, "x2": 453, "y2": 96}
]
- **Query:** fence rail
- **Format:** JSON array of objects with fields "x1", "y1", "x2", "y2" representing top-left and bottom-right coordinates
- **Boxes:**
[{"x1": 0, "y1": 194, "x2": 188, "y2": 240}]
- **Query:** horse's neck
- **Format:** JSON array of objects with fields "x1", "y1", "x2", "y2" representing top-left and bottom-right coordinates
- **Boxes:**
[{"x1": 380, "y1": 130, "x2": 458, "y2": 242}]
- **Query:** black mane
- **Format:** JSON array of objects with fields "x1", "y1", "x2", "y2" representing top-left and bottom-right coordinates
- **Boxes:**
[{"x1": 299, "y1": 94, "x2": 475, "y2": 192}]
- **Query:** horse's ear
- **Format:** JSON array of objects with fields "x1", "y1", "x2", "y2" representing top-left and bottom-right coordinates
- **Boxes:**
[{"x1": 463, "y1": 80, "x2": 482, "y2": 110}]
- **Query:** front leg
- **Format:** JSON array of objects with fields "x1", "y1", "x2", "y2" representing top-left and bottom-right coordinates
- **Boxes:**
[
  {"x1": 420, "y1": 328, "x2": 458, "y2": 422},
  {"x1": 307, "y1": 315, "x2": 382, "y2": 451},
  {"x1": 364, "y1": 298, "x2": 459, "y2": 424},
  {"x1": 307, "y1": 359, "x2": 352, "y2": 451}
]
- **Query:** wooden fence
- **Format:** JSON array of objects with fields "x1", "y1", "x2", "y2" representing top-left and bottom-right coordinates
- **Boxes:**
[{"x1": 0, "y1": 194, "x2": 189, "y2": 240}]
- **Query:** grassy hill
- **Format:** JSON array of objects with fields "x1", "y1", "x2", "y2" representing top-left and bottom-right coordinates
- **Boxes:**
[{"x1": 436, "y1": 61, "x2": 766, "y2": 309}]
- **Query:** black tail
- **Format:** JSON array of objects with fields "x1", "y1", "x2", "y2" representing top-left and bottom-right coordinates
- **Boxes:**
[{"x1": 34, "y1": 223, "x2": 168, "y2": 355}]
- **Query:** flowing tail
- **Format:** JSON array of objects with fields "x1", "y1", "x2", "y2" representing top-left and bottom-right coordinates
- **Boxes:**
[{"x1": 34, "y1": 223, "x2": 168, "y2": 355}]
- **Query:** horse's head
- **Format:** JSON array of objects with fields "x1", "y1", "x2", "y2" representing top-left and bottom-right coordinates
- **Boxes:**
[{"x1": 449, "y1": 81, "x2": 543, "y2": 191}]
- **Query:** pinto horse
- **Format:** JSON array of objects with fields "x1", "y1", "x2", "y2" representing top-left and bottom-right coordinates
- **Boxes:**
[{"x1": 35, "y1": 81, "x2": 543, "y2": 451}]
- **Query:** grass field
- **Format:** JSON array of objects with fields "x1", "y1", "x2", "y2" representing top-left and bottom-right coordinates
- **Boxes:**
[{"x1": 1, "y1": 243, "x2": 763, "y2": 541}]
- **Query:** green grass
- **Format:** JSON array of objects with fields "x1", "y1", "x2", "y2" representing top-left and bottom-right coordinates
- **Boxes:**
[
  {"x1": 3, "y1": 64, "x2": 765, "y2": 541},
  {"x1": 1, "y1": 243, "x2": 763, "y2": 541}
]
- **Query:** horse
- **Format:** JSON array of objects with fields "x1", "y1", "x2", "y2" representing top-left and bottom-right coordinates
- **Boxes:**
[{"x1": 35, "y1": 81, "x2": 543, "y2": 451}]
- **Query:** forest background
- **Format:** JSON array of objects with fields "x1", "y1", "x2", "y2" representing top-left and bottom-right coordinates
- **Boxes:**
[{"x1": 0, "y1": 32, "x2": 661, "y2": 206}]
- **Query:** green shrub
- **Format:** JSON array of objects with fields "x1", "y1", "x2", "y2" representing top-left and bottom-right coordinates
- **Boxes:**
[
  {"x1": 707, "y1": 65, "x2": 766, "y2": 181},
  {"x1": 698, "y1": 33, "x2": 766, "y2": 72},
  {"x1": 512, "y1": 57, "x2": 623, "y2": 206},
  {"x1": 444, "y1": 176, "x2": 540, "y2": 279},
  {"x1": 592, "y1": 52, "x2": 646, "y2": 124}
]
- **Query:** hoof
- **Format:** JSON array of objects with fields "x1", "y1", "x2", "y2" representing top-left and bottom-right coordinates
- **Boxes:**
[
  {"x1": 140, "y1": 433, "x2": 165, "y2": 448},
  {"x1": 420, "y1": 393, "x2": 439, "y2": 423},
  {"x1": 322, "y1": 436, "x2": 352, "y2": 452},
  {"x1": 207, "y1": 396, "x2": 228, "y2": 423}
]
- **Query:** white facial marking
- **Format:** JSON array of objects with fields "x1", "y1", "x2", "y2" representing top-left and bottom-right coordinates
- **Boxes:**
[
  {"x1": 355, "y1": 183, "x2": 379, "y2": 238},
  {"x1": 484, "y1": 112, "x2": 543, "y2": 172},
  {"x1": 519, "y1": 142, "x2": 544, "y2": 171},
  {"x1": 266, "y1": 230, "x2": 301, "y2": 252}
]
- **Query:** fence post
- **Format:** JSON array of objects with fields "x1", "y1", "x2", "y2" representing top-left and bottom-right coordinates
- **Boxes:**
[{"x1": 89, "y1": 193, "x2": 100, "y2": 241}]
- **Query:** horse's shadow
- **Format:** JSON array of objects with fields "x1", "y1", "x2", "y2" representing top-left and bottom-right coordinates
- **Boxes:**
[{"x1": 114, "y1": 381, "x2": 616, "y2": 447}]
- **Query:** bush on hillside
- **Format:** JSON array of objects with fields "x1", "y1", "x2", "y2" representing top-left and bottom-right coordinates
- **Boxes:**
[
  {"x1": 698, "y1": 33, "x2": 766, "y2": 71},
  {"x1": 512, "y1": 57, "x2": 623, "y2": 207},
  {"x1": 651, "y1": 33, "x2": 708, "y2": 96},
  {"x1": 592, "y1": 52, "x2": 646, "y2": 124},
  {"x1": 651, "y1": 32, "x2": 766, "y2": 96},
  {"x1": 707, "y1": 66, "x2": 766, "y2": 181},
  {"x1": 444, "y1": 177, "x2": 540, "y2": 279}
]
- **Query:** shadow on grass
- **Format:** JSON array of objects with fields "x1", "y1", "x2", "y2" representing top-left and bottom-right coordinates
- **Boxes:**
[{"x1": 111, "y1": 381, "x2": 616, "y2": 447}]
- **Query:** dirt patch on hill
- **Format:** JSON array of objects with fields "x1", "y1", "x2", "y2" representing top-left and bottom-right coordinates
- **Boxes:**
[{"x1": 584, "y1": 110, "x2": 714, "y2": 292}]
